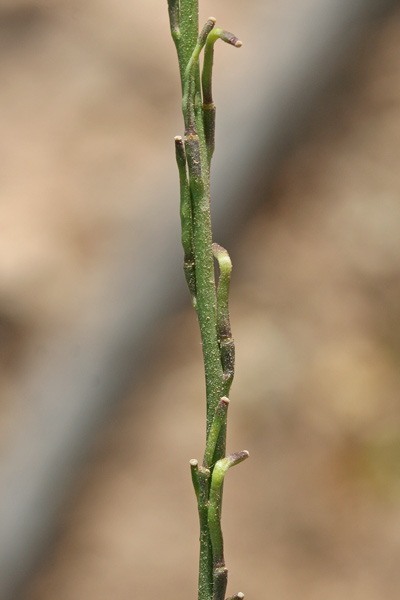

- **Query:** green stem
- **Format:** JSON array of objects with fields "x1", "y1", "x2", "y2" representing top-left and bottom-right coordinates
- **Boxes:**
[
  {"x1": 175, "y1": 0, "x2": 199, "y2": 90},
  {"x1": 180, "y1": 15, "x2": 224, "y2": 600},
  {"x1": 198, "y1": 466, "x2": 213, "y2": 600},
  {"x1": 184, "y1": 127, "x2": 224, "y2": 439},
  {"x1": 180, "y1": 18, "x2": 225, "y2": 443},
  {"x1": 167, "y1": 5, "x2": 246, "y2": 600}
]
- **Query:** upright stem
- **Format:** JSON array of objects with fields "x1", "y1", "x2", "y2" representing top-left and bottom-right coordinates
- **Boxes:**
[
  {"x1": 197, "y1": 465, "x2": 212, "y2": 600},
  {"x1": 176, "y1": 0, "x2": 199, "y2": 89},
  {"x1": 168, "y1": 3, "x2": 246, "y2": 599},
  {"x1": 183, "y1": 21, "x2": 223, "y2": 594},
  {"x1": 171, "y1": 1, "x2": 223, "y2": 439},
  {"x1": 184, "y1": 126, "x2": 224, "y2": 438}
]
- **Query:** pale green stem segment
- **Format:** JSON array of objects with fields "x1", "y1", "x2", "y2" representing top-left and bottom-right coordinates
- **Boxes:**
[
  {"x1": 203, "y1": 397, "x2": 229, "y2": 469},
  {"x1": 175, "y1": 136, "x2": 197, "y2": 307},
  {"x1": 202, "y1": 28, "x2": 242, "y2": 164},
  {"x1": 212, "y1": 243, "x2": 235, "y2": 398},
  {"x1": 208, "y1": 451, "x2": 249, "y2": 570},
  {"x1": 190, "y1": 458, "x2": 200, "y2": 499}
]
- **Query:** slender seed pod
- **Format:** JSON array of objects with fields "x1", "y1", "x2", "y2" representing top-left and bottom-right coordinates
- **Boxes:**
[
  {"x1": 183, "y1": 18, "x2": 216, "y2": 132},
  {"x1": 213, "y1": 243, "x2": 235, "y2": 396},
  {"x1": 208, "y1": 452, "x2": 249, "y2": 566},
  {"x1": 190, "y1": 459, "x2": 200, "y2": 499},
  {"x1": 203, "y1": 397, "x2": 230, "y2": 468},
  {"x1": 202, "y1": 28, "x2": 242, "y2": 164},
  {"x1": 167, "y1": 0, "x2": 180, "y2": 43},
  {"x1": 175, "y1": 136, "x2": 197, "y2": 307}
]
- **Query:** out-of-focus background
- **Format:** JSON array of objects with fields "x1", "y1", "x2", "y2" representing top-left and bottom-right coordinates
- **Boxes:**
[{"x1": 1, "y1": 1, "x2": 400, "y2": 599}]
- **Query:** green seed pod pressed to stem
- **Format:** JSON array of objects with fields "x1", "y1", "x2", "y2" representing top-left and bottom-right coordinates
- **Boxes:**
[{"x1": 167, "y1": 2, "x2": 247, "y2": 599}]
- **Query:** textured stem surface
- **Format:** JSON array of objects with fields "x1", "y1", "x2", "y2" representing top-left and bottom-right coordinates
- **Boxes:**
[
  {"x1": 198, "y1": 466, "x2": 213, "y2": 600},
  {"x1": 167, "y1": 4, "x2": 245, "y2": 600}
]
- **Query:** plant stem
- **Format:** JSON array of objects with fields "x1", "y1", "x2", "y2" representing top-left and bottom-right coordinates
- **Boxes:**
[
  {"x1": 184, "y1": 124, "x2": 224, "y2": 437},
  {"x1": 198, "y1": 466, "x2": 213, "y2": 600},
  {"x1": 173, "y1": 4, "x2": 222, "y2": 441},
  {"x1": 168, "y1": 3, "x2": 246, "y2": 599}
]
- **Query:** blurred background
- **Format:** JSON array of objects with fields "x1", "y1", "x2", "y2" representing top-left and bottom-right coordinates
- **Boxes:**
[{"x1": 1, "y1": 1, "x2": 400, "y2": 599}]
